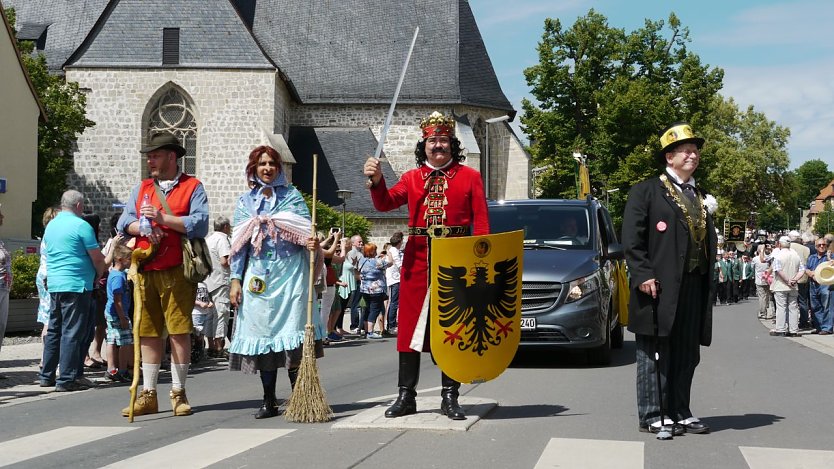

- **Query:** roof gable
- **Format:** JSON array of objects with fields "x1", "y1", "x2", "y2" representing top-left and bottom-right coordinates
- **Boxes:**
[
  {"x1": 250, "y1": 0, "x2": 512, "y2": 111},
  {"x1": 3, "y1": 0, "x2": 110, "y2": 72},
  {"x1": 66, "y1": 0, "x2": 272, "y2": 69}
]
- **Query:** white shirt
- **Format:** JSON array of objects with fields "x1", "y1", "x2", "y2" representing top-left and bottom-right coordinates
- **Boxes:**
[
  {"x1": 385, "y1": 245, "x2": 403, "y2": 285},
  {"x1": 205, "y1": 230, "x2": 231, "y2": 292}
]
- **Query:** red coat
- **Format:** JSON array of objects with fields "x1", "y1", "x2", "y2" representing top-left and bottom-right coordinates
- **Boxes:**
[{"x1": 370, "y1": 161, "x2": 490, "y2": 352}]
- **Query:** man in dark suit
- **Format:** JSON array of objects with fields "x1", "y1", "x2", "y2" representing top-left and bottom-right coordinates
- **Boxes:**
[{"x1": 623, "y1": 122, "x2": 717, "y2": 436}]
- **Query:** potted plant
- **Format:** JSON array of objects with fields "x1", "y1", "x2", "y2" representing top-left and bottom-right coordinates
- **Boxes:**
[{"x1": 7, "y1": 249, "x2": 40, "y2": 333}]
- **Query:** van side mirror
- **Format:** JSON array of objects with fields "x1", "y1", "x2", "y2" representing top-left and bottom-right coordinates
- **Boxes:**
[{"x1": 606, "y1": 242, "x2": 625, "y2": 260}]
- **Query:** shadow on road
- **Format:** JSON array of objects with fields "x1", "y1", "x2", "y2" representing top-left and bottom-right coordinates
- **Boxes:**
[
  {"x1": 701, "y1": 413, "x2": 784, "y2": 432},
  {"x1": 483, "y1": 403, "x2": 574, "y2": 420}
]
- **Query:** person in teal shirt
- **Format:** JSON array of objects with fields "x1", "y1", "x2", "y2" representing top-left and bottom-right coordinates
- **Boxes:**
[{"x1": 39, "y1": 190, "x2": 107, "y2": 392}]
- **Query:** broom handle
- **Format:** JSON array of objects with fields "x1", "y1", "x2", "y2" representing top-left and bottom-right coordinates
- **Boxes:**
[{"x1": 307, "y1": 154, "x2": 318, "y2": 326}]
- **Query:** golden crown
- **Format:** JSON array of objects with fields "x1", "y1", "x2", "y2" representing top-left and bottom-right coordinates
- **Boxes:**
[{"x1": 420, "y1": 111, "x2": 455, "y2": 138}]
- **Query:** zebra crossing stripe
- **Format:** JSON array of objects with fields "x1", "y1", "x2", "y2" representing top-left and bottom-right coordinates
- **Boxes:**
[
  {"x1": 0, "y1": 426, "x2": 137, "y2": 467},
  {"x1": 740, "y1": 446, "x2": 834, "y2": 469},
  {"x1": 534, "y1": 438, "x2": 644, "y2": 469},
  {"x1": 100, "y1": 429, "x2": 295, "y2": 468}
]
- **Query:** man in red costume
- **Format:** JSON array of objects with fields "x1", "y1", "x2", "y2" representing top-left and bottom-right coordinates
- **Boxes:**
[{"x1": 363, "y1": 111, "x2": 489, "y2": 420}]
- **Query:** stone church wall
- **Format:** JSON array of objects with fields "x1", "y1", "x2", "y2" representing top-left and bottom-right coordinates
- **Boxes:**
[{"x1": 65, "y1": 67, "x2": 278, "y2": 232}]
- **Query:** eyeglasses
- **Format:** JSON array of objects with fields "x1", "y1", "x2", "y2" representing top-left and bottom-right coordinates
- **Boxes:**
[{"x1": 817, "y1": 243, "x2": 829, "y2": 247}]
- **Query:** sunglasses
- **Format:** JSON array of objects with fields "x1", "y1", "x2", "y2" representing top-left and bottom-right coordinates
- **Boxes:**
[{"x1": 817, "y1": 243, "x2": 829, "y2": 247}]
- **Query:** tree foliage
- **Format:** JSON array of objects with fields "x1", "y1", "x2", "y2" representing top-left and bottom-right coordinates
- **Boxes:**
[
  {"x1": 5, "y1": 7, "x2": 95, "y2": 237},
  {"x1": 301, "y1": 193, "x2": 371, "y2": 240},
  {"x1": 522, "y1": 10, "x2": 794, "y2": 230},
  {"x1": 813, "y1": 203, "x2": 834, "y2": 236},
  {"x1": 793, "y1": 159, "x2": 833, "y2": 209}
]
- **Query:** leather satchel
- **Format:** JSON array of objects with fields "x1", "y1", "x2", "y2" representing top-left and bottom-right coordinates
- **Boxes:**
[{"x1": 152, "y1": 183, "x2": 212, "y2": 284}]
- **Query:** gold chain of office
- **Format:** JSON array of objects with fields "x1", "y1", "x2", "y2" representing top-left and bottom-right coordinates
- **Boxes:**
[{"x1": 659, "y1": 174, "x2": 707, "y2": 243}]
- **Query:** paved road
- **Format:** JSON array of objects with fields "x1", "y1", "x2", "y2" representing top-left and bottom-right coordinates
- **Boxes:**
[{"x1": 1, "y1": 299, "x2": 834, "y2": 468}]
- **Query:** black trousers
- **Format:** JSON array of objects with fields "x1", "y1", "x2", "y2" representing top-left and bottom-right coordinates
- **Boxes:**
[{"x1": 636, "y1": 271, "x2": 703, "y2": 426}]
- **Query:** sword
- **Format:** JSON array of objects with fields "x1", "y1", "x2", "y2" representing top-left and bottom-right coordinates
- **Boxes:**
[{"x1": 367, "y1": 26, "x2": 420, "y2": 188}]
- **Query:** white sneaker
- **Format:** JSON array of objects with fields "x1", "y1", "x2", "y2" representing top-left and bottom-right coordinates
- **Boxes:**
[{"x1": 368, "y1": 332, "x2": 383, "y2": 339}]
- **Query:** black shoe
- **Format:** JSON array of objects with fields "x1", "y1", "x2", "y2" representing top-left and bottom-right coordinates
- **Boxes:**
[
  {"x1": 385, "y1": 387, "x2": 417, "y2": 418},
  {"x1": 680, "y1": 421, "x2": 710, "y2": 434},
  {"x1": 639, "y1": 423, "x2": 684, "y2": 436},
  {"x1": 440, "y1": 392, "x2": 466, "y2": 420},
  {"x1": 254, "y1": 399, "x2": 279, "y2": 419},
  {"x1": 55, "y1": 381, "x2": 90, "y2": 392}
]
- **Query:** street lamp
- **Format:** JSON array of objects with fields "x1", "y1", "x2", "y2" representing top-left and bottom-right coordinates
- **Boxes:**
[
  {"x1": 335, "y1": 189, "x2": 353, "y2": 234},
  {"x1": 605, "y1": 188, "x2": 619, "y2": 207},
  {"x1": 485, "y1": 115, "x2": 510, "y2": 200}
]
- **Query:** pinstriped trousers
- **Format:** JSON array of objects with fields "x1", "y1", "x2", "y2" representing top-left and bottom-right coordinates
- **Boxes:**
[{"x1": 636, "y1": 271, "x2": 703, "y2": 426}]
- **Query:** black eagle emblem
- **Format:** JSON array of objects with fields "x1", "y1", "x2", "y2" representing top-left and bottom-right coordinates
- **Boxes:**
[{"x1": 436, "y1": 258, "x2": 520, "y2": 356}]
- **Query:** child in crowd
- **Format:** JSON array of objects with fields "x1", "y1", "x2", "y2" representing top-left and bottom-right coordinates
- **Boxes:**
[
  {"x1": 104, "y1": 244, "x2": 134, "y2": 382},
  {"x1": 191, "y1": 282, "x2": 213, "y2": 363}
]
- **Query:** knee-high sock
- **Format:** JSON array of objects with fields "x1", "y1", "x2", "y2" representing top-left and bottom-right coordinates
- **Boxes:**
[
  {"x1": 171, "y1": 363, "x2": 189, "y2": 390},
  {"x1": 142, "y1": 363, "x2": 161, "y2": 391}
]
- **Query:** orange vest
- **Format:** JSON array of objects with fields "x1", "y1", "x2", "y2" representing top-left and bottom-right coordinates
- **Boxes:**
[{"x1": 135, "y1": 174, "x2": 201, "y2": 271}]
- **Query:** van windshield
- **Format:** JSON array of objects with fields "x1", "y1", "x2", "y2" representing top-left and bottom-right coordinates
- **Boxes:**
[{"x1": 490, "y1": 205, "x2": 592, "y2": 249}]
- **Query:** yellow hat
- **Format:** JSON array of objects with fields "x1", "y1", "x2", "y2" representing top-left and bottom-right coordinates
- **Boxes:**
[
  {"x1": 657, "y1": 122, "x2": 704, "y2": 163},
  {"x1": 814, "y1": 262, "x2": 834, "y2": 286}
]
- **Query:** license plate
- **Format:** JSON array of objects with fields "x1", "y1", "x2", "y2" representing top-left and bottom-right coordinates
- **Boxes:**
[{"x1": 520, "y1": 317, "x2": 536, "y2": 331}]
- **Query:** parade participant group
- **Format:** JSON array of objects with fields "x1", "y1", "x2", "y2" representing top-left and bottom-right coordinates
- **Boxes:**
[{"x1": 11, "y1": 112, "x2": 834, "y2": 440}]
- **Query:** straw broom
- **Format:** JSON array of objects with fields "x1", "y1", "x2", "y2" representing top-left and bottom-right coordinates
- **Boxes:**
[{"x1": 284, "y1": 153, "x2": 332, "y2": 422}]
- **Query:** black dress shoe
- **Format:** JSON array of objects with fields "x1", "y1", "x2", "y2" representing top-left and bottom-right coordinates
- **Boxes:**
[
  {"x1": 254, "y1": 399, "x2": 279, "y2": 419},
  {"x1": 640, "y1": 423, "x2": 685, "y2": 436},
  {"x1": 681, "y1": 421, "x2": 710, "y2": 434},
  {"x1": 385, "y1": 387, "x2": 417, "y2": 418}
]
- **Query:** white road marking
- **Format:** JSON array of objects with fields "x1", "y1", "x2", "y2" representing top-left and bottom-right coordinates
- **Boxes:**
[
  {"x1": 534, "y1": 437, "x2": 644, "y2": 469},
  {"x1": 0, "y1": 426, "x2": 137, "y2": 467},
  {"x1": 740, "y1": 446, "x2": 834, "y2": 469},
  {"x1": 100, "y1": 428, "x2": 295, "y2": 468}
]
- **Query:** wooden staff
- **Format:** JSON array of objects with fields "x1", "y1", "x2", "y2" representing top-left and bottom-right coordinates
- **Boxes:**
[
  {"x1": 126, "y1": 243, "x2": 153, "y2": 423},
  {"x1": 285, "y1": 153, "x2": 332, "y2": 422}
]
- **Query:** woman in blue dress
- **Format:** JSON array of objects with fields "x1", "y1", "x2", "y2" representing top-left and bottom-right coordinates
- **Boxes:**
[{"x1": 228, "y1": 145, "x2": 325, "y2": 419}]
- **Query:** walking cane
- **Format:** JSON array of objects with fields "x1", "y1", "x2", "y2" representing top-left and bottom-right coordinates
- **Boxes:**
[
  {"x1": 651, "y1": 281, "x2": 673, "y2": 440},
  {"x1": 127, "y1": 243, "x2": 154, "y2": 423}
]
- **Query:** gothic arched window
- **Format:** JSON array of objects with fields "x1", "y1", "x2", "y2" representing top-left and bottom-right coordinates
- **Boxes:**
[{"x1": 145, "y1": 87, "x2": 197, "y2": 176}]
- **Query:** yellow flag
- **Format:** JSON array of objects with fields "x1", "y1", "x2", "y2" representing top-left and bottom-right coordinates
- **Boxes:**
[
  {"x1": 578, "y1": 163, "x2": 591, "y2": 199},
  {"x1": 430, "y1": 231, "x2": 524, "y2": 384}
]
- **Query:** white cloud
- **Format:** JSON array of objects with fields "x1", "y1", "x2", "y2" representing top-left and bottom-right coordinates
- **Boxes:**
[{"x1": 721, "y1": 57, "x2": 834, "y2": 166}]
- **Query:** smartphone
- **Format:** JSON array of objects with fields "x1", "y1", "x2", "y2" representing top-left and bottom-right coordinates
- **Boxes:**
[{"x1": 330, "y1": 227, "x2": 341, "y2": 235}]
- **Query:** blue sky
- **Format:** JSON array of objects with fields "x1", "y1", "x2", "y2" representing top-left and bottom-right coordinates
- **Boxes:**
[{"x1": 470, "y1": 0, "x2": 834, "y2": 169}]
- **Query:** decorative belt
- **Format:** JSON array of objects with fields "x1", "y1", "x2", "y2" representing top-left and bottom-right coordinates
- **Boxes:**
[{"x1": 407, "y1": 225, "x2": 470, "y2": 238}]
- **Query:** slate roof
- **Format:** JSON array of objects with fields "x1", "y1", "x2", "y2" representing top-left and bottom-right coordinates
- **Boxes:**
[
  {"x1": 287, "y1": 127, "x2": 407, "y2": 219},
  {"x1": 8, "y1": 1, "x2": 513, "y2": 114},
  {"x1": 248, "y1": 0, "x2": 513, "y2": 112},
  {"x1": 66, "y1": 0, "x2": 272, "y2": 69},
  {"x1": 4, "y1": 0, "x2": 110, "y2": 73}
]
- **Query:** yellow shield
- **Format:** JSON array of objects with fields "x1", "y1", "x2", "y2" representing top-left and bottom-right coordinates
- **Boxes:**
[{"x1": 430, "y1": 231, "x2": 524, "y2": 384}]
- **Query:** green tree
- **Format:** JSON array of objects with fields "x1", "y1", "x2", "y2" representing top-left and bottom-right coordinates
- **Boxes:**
[
  {"x1": 521, "y1": 11, "x2": 724, "y2": 227},
  {"x1": 5, "y1": 7, "x2": 95, "y2": 237},
  {"x1": 813, "y1": 203, "x2": 834, "y2": 236},
  {"x1": 794, "y1": 159, "x2": 833, "y2": 210},
  {"x1": 301, "y1": 194, "x2": 371, "y2": 240}
]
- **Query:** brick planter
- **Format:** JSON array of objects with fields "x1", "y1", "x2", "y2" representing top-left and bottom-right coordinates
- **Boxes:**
[{"x1": 5, "y1": 298, "x2": 39, "y2": 334}]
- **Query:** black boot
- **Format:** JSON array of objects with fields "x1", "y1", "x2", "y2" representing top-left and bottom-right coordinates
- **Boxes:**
[
  {"x1": 255, "y1": 370, "x2": 279, "y2": 419},
  {"x1": 287, "y1": 367, "x2": 299, "y2": 391},
  {"x1": 385, "y1": 352, "x2": 420, "y2": 418},
  {"x1": 440, "y1": 372, "x2": 465, "y2": 420}
]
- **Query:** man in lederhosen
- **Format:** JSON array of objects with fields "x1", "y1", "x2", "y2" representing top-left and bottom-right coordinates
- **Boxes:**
[
  {"x1": 622, "y1": 122, "x2": 717, "y2": 436},
  {"x1": 363, "y1": 111, "x2": 489, "y2": 420}
]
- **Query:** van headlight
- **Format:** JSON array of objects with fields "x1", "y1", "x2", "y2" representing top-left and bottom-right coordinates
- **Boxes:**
[{"x1": 566, "y1": 273, "x2": 600, "y2": 303}]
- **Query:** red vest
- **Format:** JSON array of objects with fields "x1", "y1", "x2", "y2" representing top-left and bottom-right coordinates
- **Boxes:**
[{"x1": 136, "y1": 174, "x2": 200, "y2": 271}]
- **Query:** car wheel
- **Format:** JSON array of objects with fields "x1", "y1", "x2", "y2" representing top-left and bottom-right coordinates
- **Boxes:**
[
  {"x1": 587, "y1": 317, "x2": 612, "y2": 366},
  {"x1": 611, "y1": 322, "x2": 624, "y2": 349}
]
